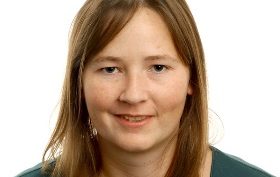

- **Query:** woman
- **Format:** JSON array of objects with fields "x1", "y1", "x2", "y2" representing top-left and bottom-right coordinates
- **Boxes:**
[{"x1": 16, "y1": 0, "x2": 274, "y2": 177}]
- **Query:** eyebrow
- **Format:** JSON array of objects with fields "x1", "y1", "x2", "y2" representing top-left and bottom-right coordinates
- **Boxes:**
[
  {"x1": 91, "y1": 54, "x2": 180, "y2": 64},
  {"x1": 91, "y1": 56, "x2": 122, "y2": 64},
  {"x1": 144, "y1": 55, "x2": 180, "y2": 63}
]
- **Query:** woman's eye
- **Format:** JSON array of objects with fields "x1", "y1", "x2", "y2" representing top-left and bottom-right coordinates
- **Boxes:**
[
  {"x1": 101, "y1": 67, "x2": 119, "y2": 74},
  {"x1": 151, "y1": 65, "x2": 168, "y2": 73}
]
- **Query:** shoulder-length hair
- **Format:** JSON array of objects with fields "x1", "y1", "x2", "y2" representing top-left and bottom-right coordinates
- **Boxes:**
[{"x1": 43, "y1": 0, "x2": 208, "y2": 177}]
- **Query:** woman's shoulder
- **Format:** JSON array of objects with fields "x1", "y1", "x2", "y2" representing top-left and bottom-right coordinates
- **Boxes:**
[
  {"x1": 211, "y1": 146, "x2": 275, "y2": 177},
  {"x1": 15, "y1": 161, "x2": 55, "y2": 177}
]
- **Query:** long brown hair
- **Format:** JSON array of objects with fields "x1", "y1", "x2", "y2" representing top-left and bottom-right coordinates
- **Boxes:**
[{"x1": 43, "y1": 0, "x2": 208, "y2": 177}]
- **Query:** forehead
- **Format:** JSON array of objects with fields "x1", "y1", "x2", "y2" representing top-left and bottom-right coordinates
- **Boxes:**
[
  {"x1": 90, "y1": 55, "x2": 181, "y2": 65},
  {"x1": 91, "y1": 8, "x2": 180, "y2": 62}
]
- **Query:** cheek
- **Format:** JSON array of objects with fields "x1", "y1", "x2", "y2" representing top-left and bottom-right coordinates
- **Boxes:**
[
  {"x1": 161, "y1": 88, "x2": 187, "y2": 113},
  {"x1": 154, "y1": 78, "x2": 189, "y2": 117},
  {"x1": 83, "y1": 81, "x2": 116, "y2": 114}
]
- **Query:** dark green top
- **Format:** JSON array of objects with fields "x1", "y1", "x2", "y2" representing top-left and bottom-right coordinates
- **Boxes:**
[
  {"x1": 16, "y1": 147, "x2": 275, "y2": 177},
  {"x1": 210, "y1": 147, "x2": 274, "y2": 177}
]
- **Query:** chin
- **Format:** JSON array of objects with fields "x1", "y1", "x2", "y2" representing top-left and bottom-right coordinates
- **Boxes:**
[
  {"x1": 121, "y1": 145, "x2": 152, "y2": 153},
  {"x1": 117, "y1": 139, "x2": 155, "y2": 153}
]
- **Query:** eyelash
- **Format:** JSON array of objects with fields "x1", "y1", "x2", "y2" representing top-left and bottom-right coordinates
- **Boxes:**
[
  {"x1": 149, "y1": 65, "x2": 169, "y2": 73},
  {"x1": 101, "y1": 67, "x2": 119, "y2": 74},
  {"x1": 100, "y1": 65, "x2": 169, "y2": 74}
]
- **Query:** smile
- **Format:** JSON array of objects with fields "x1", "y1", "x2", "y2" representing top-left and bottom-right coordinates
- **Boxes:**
[
  {"x1": 120, "y1": 115, "x2": 148, "y2": 122},
  {"x1": 114, "y1": 114, "x2": 153, "y2": 127}
]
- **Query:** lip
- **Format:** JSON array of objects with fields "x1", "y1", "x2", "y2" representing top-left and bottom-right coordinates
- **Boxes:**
[
  {"x1": 114, "y1": 113, "x2": 154, "y2": 117},
  {"x1": 113, "y1": 114, "x2": 153, "y2": 128}
]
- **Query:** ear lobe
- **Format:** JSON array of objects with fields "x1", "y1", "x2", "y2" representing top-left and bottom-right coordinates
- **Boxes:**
[{"x1": 187, "y1": 85, "x2": 193, "y2": 95}]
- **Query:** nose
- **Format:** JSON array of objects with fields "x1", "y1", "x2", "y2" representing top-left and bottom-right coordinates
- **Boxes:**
[{"x1": 119, "y1": 72, "x2": 148, "y2": 104}]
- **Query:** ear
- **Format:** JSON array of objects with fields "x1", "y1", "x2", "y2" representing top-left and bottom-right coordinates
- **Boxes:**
[{"x1": 187, "y1": 84, "x2": 193, "y2": 95}]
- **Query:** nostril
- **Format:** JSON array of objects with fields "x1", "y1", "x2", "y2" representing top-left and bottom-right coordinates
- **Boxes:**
[
  {"x1": 119, "y1": 90, "x2": 148, "y2": 104},
  {"x1": 118, "y1": 75, "x2": 148, "y2": 104}
]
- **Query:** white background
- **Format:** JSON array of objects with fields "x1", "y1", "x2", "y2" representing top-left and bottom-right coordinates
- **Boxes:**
[{"x1": 0, "y1": 0, "x2": 279, "y2": 176}]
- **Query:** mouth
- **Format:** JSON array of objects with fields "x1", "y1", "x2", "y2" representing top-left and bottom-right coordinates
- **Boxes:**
[
  {"x1": 118, "y1": 115, "x2": 150, "y2": 122},
  {"x1": 114, "y1": 114, "x2": 153, "y2": 127}
]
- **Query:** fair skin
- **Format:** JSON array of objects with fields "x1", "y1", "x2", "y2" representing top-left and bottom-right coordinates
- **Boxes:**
[{"x1": 83, "y1": 8, "x2": 211, "y2": 177}]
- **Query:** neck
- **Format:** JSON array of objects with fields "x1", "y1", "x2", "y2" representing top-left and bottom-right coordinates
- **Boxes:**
[
  {"x1": 200, "y1": 147, "x2": 212, "y2": 177},
  {"x1": 98, "y1": 138, "x2": 177, "y2": 177}
]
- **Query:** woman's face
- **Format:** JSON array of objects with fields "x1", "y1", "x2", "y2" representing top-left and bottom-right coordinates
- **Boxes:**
[{"x1": 83, "y1": 8, "x2": 192, "y2": 152}]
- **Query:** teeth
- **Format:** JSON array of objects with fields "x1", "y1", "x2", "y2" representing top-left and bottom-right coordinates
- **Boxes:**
[{"x1": 121, "y1": 116, "x2": 146, "y2": 122}]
